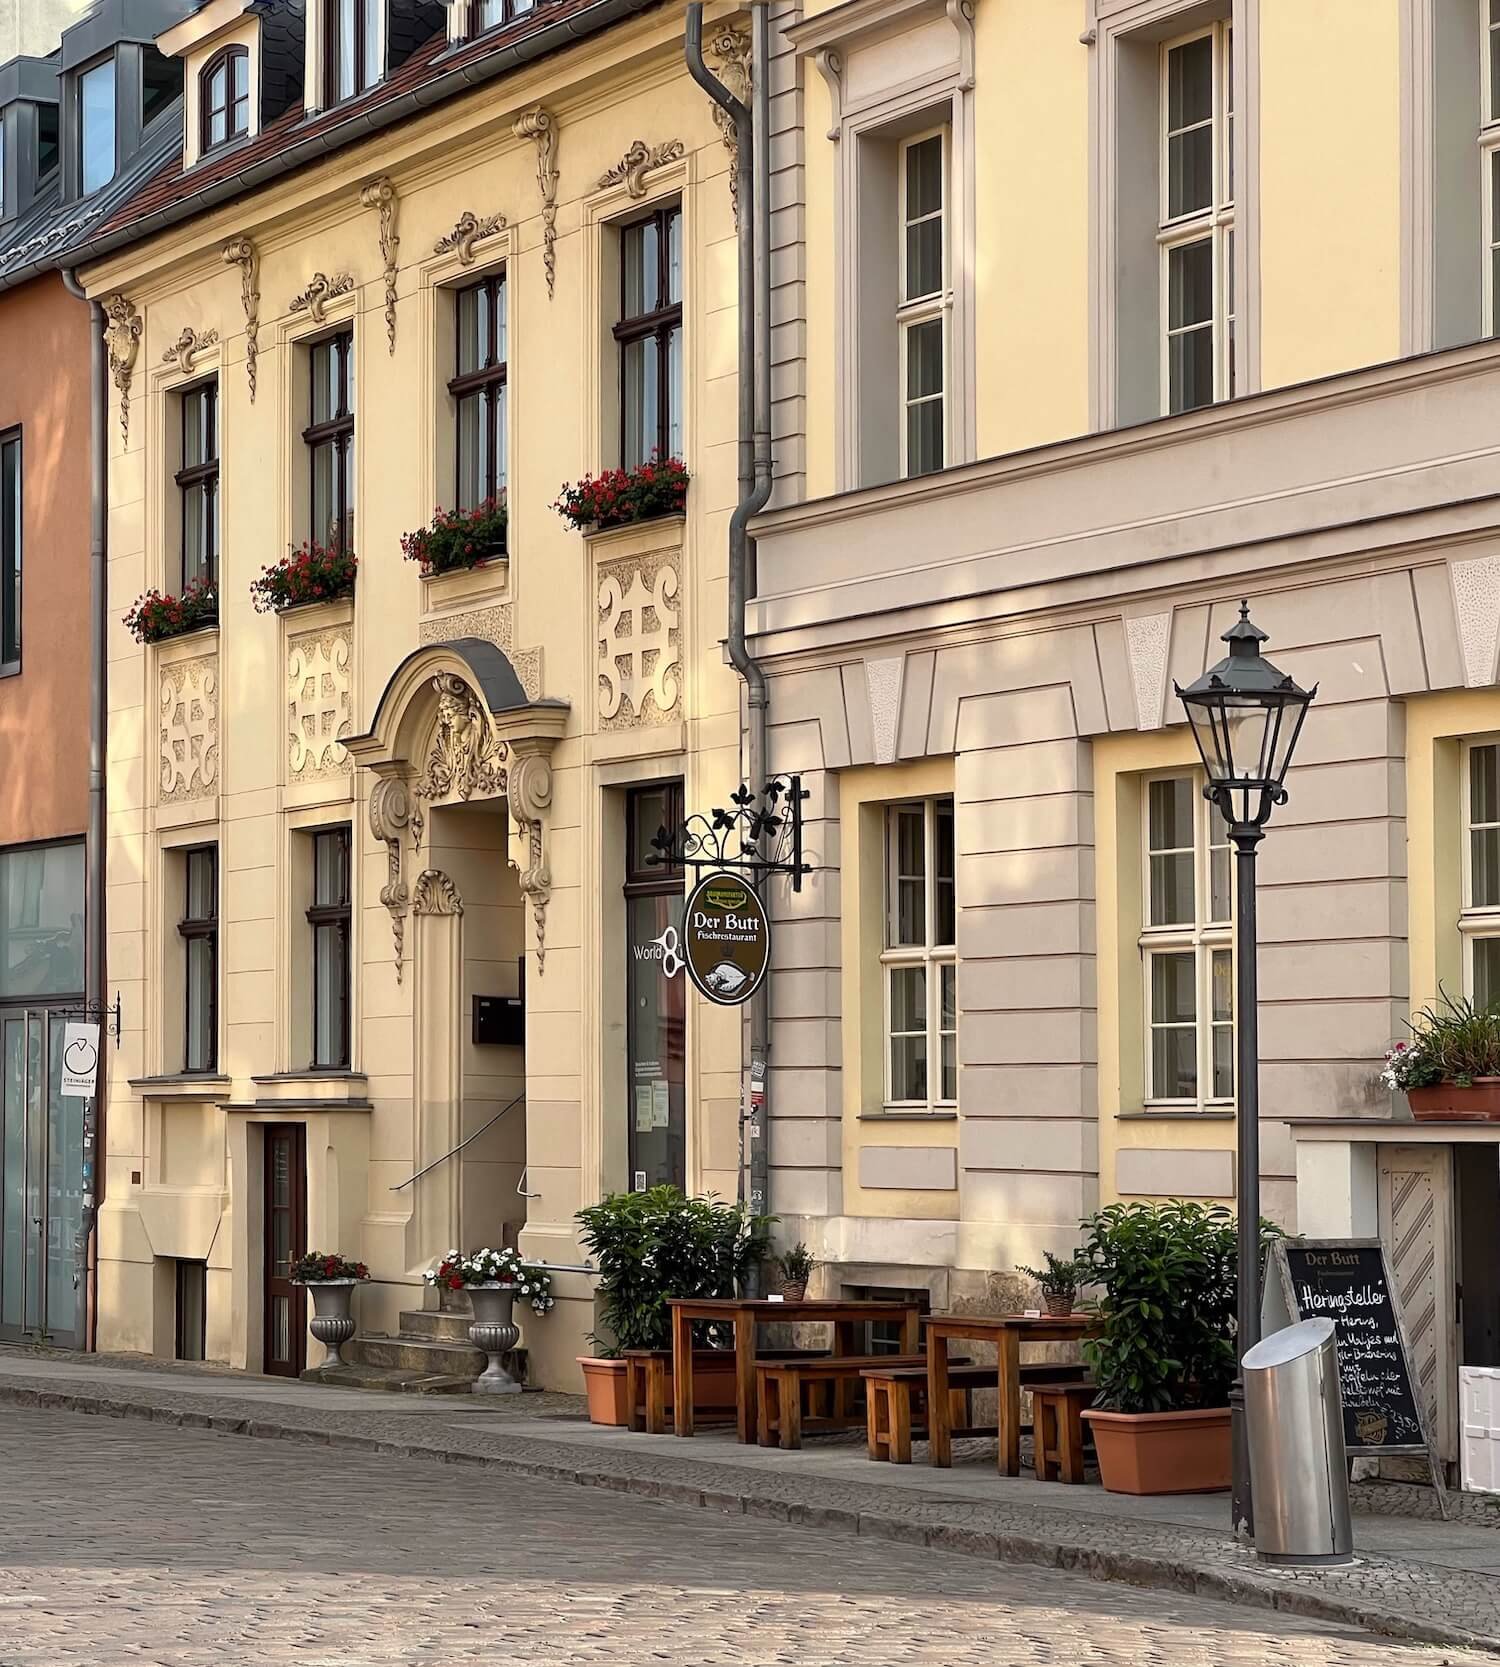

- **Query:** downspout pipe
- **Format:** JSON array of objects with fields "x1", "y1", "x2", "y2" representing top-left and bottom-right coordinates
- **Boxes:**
[
  {"x1": 60, "y1": 265, "x2": 107, "y2": 1353},
  {"x1": 686, "y1": 4, "x2": 774, "y2": 1229}
]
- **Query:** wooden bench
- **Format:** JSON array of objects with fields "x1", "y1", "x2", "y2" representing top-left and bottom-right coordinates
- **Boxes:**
[
  {"x1": 1031, "y1": 1380, "x2": 1097, "y2": 1484},
  {"x1": 625, "y1": 1348, "x2": 828, "y2": 1435},
  {"x1": 863, "y1": 1362, "x2": 1089, "y2": 1464},
  {"x1": 757, "y1": 1353, "x2": 939, "y2": 1450}
]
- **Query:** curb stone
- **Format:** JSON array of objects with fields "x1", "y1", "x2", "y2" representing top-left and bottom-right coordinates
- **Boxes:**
[{"x1": 1, "y1": 1379, "x2": 1495, "y2": 1658}]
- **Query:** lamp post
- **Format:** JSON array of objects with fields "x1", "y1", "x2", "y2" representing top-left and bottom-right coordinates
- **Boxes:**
[{"x1": 1175, "y1": 602, "x2": 1316, "y2": 1538}]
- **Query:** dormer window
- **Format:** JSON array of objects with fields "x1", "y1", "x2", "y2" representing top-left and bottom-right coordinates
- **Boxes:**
[
  {"x1": 200, "y1": 48, "x2": 249, "y2": 152},
  {"x1": 324, "y1": 0, "x2": 381, "y2": 106},
  {"x1": 78, "y1": 58, "x2": 116, "y2": 195},
  {"x1": 475, "y1": 0, "x2": 535, "y2": 30}
]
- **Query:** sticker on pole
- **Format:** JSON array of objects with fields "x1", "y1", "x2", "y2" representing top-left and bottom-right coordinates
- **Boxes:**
[
  {"x1": 60, "y1": 1022, "x2": 101, "y2": 1099},
  {"x1": 682, "y1": 870, "x2": 771, "y2": 1006}
]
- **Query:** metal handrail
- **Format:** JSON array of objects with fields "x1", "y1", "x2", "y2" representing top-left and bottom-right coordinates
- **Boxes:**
[{"x1": 389, "y1": 1091, "x2": 524, "y2": 1191}]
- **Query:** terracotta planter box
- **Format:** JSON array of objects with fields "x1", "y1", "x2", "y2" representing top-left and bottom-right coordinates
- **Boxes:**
[
  {"x1": 577, "y1": 1351, "x2": 739, "y2": 1427},
  {"x1": 1408, "y1": 1079, "x2": 1500, "y2": 1121},
  {"x1": 1081, "y1": 1405, "x2": 1232, "y2": 1495}
]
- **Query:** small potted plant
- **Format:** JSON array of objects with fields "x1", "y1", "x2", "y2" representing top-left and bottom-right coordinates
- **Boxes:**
[
  {"x1": 1018, "y1": 1251, "x2": 1081, "y2": 1317},
  {"x1": 123, "y1": 575, "x2": 218, "y2": 644},
  {"x1": 573, "y1": 1185, "x2": 773, "y2": 1424},
  {"x1": 250, "y1": 539, "x2": 357, "y2": 613},
  {"x1": 290, "y1": 1251, "x2": 369, "y2": 1368},
  {"x1": 1382, "y1": 990, "x2": 1500, "y2": 1120},
  {"x1": 400, "y1": 496, "x2": 508, "y2": 575},
  {"x1": 1077, "y1": 1200, "x2": 1241, "y2": 1495},
  {"x1": 552, "y1": 454, "x2": 689, "y2": 533},
  {"x1": 774, "y1": 1242, "x2": 815, "y2": 1302},
  {"x1": 425, "y1": 1246, "x2": 553, "y2": 1395}
]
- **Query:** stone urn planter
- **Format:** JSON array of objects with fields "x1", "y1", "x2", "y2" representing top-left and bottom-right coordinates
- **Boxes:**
[
  {"x1": 297, "y1": 1278, "x2": 359, "y2": 1367},
  {"x1": 1081, "y1": 1406, "x2": 1232, "y2": 1495},
  {"x1": 1408, "y1": 1079, "x2": 1500, "y2": 1121},
  {"x1": 468, "y1": 1283, "x2": 523, "y2": 1395}
]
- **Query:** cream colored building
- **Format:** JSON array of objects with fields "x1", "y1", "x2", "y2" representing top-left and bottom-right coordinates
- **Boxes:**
[
  {"x1": 80, "y1": 0, "x2": 786, "y2": 1389},
  {"x1": 741, "y1": 0, "x2": 1500, "y2": 1487}
]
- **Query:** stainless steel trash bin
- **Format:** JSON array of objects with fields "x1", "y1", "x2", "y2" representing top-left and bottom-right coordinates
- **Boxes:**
[{"x1": 1243, "y1": 1317, "x2": 1353, "y2": 1566}]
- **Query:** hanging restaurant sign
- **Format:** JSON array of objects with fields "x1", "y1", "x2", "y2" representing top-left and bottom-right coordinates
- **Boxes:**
[{"x1": 682, "y1": 870, "x2": 771, "y2": 1006}]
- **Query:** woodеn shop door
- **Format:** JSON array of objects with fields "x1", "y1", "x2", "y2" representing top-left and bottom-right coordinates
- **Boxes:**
[{"x1": 263, "y1": 1124, "x2": 307, "y2": 1377}]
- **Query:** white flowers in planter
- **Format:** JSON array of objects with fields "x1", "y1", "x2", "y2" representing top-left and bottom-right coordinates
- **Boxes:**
[{"x1": 425, "y1": 1246, "x2": 555, "y2": 1316}]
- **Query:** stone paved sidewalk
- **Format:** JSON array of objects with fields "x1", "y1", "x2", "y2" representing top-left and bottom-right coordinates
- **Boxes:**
[{"x1": 0, "y1": 1347, "x2": 1496, "y2": 1656}]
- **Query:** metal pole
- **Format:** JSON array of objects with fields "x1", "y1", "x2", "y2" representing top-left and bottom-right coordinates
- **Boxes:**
[{"x1": 1231, "y1": 822, "x2": 1264, "y2": 1538}]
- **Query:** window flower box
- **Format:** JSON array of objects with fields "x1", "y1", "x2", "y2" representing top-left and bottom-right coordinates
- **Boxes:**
[
  {"x1": 250, "y1": 540, "x2": 357, "y2": 614},
  {"x1": 553, "y1": 456, "x2": 689, "y2": 533},
  {"x1": 123, "y1": 576, "x2": 218, "y2": 645},
  {"x1": 401, "y1": 497, "x2": 507, "y2": 576},
  {"x1": 1382, "y1": 992, "x2": 1500, "y2": 1121}
]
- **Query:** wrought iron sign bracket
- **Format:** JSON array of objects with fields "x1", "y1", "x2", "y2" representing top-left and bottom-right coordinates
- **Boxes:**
[
  {"x1": 649, "y1": 775, "x2": 812, "y2": 892},
  {"x1": 57, "y1": 992, "x2": 124, "y2": 1048}
]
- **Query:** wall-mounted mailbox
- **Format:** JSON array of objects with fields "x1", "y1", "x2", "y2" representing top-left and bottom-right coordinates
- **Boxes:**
[{"x1": 474, "y1": 958, "x2": 525, "y2": 1046}]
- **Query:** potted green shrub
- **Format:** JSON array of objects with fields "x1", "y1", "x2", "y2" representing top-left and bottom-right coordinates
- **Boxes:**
[
  {"x1": 573, "y1": 1185, "x2": 773, "y2": 1425},
  {"x1": 1382, "y1": 990, "x2": 1500, "y2": 1120},
  {"x1": 774, "y1": 1241, "x2": 815, "y2": 1302},
  {"x1": 290, "y1": 1251, "x2": 369, "y2": 1368},
  {"x1": 1076, "y1": 1201, "x2": 1239, "y2": 1495},
  {"x1": 1018, "y1": 1251, "x2": 1082, "y2": 1317}
]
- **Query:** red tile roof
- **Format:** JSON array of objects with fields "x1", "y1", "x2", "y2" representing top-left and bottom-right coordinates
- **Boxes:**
[{"x1": 97, "y1": 0, "x2": 627, "y2": 239}]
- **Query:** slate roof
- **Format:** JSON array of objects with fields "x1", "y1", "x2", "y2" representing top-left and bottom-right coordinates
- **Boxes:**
[{"x1": 0, "y1": 98, "x2": 185, "y2": 291}]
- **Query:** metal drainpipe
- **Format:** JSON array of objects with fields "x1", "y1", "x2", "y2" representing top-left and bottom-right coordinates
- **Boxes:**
[
  {"x1": 686, "y1": 5, "x2": 774, "y2": 1232},
  {"x1": 60, "y1": 266, "x2": 107, "y2": 1352}
]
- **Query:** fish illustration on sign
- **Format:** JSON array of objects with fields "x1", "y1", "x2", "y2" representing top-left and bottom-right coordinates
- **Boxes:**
[{"x1": 704, "y1": 962, "x2": 751, "y2": 997}]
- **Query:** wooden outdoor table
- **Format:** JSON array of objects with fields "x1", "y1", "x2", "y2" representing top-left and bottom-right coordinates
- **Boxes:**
[
  {"x1": 923, "y1": 1312, "x2": 1100, "y2": 1475},
  {"x1": 668, "y1": 1297, "x2": 923, "y2": 1443}
]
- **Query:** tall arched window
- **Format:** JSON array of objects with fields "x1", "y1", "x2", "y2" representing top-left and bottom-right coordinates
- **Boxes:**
[{"x1": 200, "y1": 47, "x2": 249, "y2": 153}]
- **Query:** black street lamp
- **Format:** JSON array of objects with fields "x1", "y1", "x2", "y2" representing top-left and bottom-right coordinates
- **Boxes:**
[{"x1": 1175, "y1": 602, "x2": 1316, "y2": 1538}]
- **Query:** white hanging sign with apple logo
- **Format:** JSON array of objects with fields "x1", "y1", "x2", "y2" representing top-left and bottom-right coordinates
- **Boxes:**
[{"x1": 61, "y1": 1023, "x2": 101, "y2": 1099}]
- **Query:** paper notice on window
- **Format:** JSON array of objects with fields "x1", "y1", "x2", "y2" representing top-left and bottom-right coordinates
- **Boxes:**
[
  {"x1": 635, "y1": 1084, "x2": 654, "y2": 1133},
  {"x1": 652, "y1": 1080, "x2": 671, "y2": 1129}
]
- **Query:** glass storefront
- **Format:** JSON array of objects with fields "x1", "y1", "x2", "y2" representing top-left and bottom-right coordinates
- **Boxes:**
[{"x1": 625, "y1": 785, "x2": 685, "y2": 1191}]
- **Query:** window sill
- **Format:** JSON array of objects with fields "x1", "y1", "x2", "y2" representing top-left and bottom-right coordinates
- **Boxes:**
[
  {"x1": 1117, "y1": 1107, "x2": 1236, "y2": 1121},
  {"x1": 581, "y1": 513, "x2": 686, "y2": 558},
  {"x1": 859, "y1": 1110, "x2": 959, "y2": 1122},
  {"x1": 252, "y1": 1070, "x2": 366, "y2": 1085},
  {"x1": 129, "y1": 1073, "x2": 231, "y2": 1101}
]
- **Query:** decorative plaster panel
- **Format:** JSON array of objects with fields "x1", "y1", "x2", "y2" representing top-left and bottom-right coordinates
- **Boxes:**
[
  {"x1": 159, "y1": 654, "x2": 219, "y2": 802},
  {"x1": 287, "y1": 626, "x2": 353, "y2": 781},
  {"x1": 1450, "y1": 555, "x2": 1500, "y2": 688},
  {"x1": 864, "y1": 656, "x2": 903, "y2": 764},
  {"x1": 597, "y1": 552, "x2": 681, "y2": 727},
  {"x1": 1124, "y1": 612, "x2": 1172, "y2": 730},
  {"x1": 416, "y1": 605, "x2": 542, "y2": 701}
]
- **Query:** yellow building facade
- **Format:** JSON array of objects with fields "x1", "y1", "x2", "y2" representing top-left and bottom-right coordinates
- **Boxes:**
[{"x1": 81, "y1": 0, "x2": 765, "y2": 1387}]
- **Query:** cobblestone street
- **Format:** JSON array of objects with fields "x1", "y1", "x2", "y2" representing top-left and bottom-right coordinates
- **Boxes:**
[{"x1": 0, "y1": 1405, "x2": 1487, "y2": 1666}]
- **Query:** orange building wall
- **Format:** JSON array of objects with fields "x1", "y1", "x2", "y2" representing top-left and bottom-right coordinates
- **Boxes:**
[{"x1": 0, "y1": 269, "x2": 91, "y2": 845}]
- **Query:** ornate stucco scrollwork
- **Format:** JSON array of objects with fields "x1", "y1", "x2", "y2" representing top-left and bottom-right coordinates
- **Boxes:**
[
  {"x1": 360, "y1": 175, "x2": 400, "y2": 353},
  {"x1": 160, "y1": 326, "x2": 219, "y2": 376},
  {"x1": 222, "y1": 235, "x2": 261, "y2": 401},
  {"x1": 288, "y1": 627, "x2": 353, "y2": 777},
  {"x1": 412, "y1": 869, "x2": 463, "y2": 917},
  {"x1": 415, "y1": 674, "x2": 508, "y2": 803},
  {"x1": 597, "y1": 561, "x2": 681, "y2": 725},
  {"x1": 599, "y1": 138, "x2": 685, "y2": 199},
  {"x1": 289, "y1": 271, "x2": 355, "y2": 324},
  {"x1": 369, "y1": 776, "x2": 413, "y2": 982},
  {"x1": 508, "y1": 746, "x2": 553, "y2": 975},
  {"x1": 513, "y1": 106, "x2": 559, "y2": 298},
  {"x1": 159, "y1": 655, "x2": 219, "y2": 802},
  {"x1": 433, "y1": 210, "x2": 507, "y2": 267},
  {"x1": 705, "y1": 26, "x2": 751, "y2": 226},
  {"x1": 103, "y1": 294, "x2": 142, "y2": 444}
]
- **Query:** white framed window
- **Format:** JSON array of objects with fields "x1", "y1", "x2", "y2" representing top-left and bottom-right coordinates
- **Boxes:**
[
  {"x1": 882, "y1": 798, "x2": 956, "y2": 1110},
  {"x1": 1481, "y1": 0, "x2": 1500, "y2": 335},
  {"x1": 1159, "y1": 23, "x2": 1234, "y2": 415},
  {"x1": 1462, "y1": 737, "x2": 1500, "y2": 1006},
  {"x1": 1140, "y1": 773, "x2": 1233, "y2": 1108},
  {"x1": 898, "y1": 129, "x2": 949, "y2": 479}
]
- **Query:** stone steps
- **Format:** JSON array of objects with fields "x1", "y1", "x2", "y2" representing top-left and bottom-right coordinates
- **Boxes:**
[{"x1": 306, "y1": 1306, "x2": 527, "y2": 1394}]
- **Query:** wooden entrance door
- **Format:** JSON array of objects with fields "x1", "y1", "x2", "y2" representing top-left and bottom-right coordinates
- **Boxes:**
[{"x1": 263, "y1": 1123, "x2": 307, "y2": 1377}]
